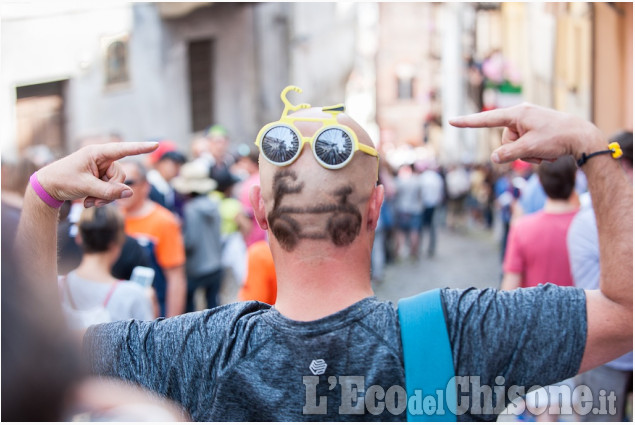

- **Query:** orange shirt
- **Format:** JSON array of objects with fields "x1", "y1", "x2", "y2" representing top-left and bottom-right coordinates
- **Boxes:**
[
  {"x1": 124, "y1": 203, "x2": 185, "y2": 270},
  {"x1": 238, "y1": 240, "x2": 277, "y2": 305}
]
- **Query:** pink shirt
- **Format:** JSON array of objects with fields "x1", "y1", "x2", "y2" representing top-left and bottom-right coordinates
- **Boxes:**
[{"x1": 503, "y1": 210, "x2": 578, "y2": 288}]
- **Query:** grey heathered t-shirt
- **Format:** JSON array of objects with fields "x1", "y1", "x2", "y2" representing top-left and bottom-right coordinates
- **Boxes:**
[{"x1": 84, "y1": 284, "x2": 586, "y2": 421}]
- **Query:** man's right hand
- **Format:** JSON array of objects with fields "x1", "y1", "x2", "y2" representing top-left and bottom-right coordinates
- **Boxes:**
[
  {"x1": 36, "y1": 142, "x2": 158, "y2": 209},
  {"x1": 452, "y1": 102, "x2": 633, "y2": 373},
  {"x1": 449, "y1": 103, "x2": 606, "y2": 165}
]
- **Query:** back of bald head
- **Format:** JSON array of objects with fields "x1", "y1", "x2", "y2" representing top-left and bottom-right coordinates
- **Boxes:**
[{"x1": 258, "y1": 107, "x2": 379, "y2": 252}]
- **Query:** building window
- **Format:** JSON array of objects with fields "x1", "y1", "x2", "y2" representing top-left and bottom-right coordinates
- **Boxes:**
[
  {"x1": 188, "y1": 39, "x2": 214, "y2": 132},
  {"x1": 397, "y1": 76, "x2": 414, "y2": 99},
  {"x1": 102, "y1": 33, "x2": 130, "y2": 90}
]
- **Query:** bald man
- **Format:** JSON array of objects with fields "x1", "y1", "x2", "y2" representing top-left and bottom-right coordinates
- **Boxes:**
[{"x1": 18, "y1": 94, "x2": 631, "y2": 421}]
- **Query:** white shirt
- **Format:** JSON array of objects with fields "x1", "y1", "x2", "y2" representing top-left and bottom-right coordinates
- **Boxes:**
[{"x1": 420, "y1": 170, "x2": 445, "y2": 207}]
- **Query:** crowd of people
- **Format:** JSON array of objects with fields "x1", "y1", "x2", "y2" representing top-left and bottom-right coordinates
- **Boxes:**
[
  {"x1": 3, "y1": 126, "x2": 278, "y2": 325},
  {"x1": 2, "y1": 122, "x2": 543, "y2": 321},
  {"x1": 2, "y1": 94, "x2": 632, "y2": 421}
]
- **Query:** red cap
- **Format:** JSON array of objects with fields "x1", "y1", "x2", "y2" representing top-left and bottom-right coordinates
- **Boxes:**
[
  {"x1": 512, "y1": 159, "x2": 532, "y2": 172},
  {"x1": 148, "y1": 140, "x2": 178, "y2": 164}
]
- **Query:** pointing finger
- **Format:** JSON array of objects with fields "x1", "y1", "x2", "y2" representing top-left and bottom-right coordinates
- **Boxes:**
[
  {"x1": 93, "y1": 142, "x2": 159, "y2": 162},
  {"x1": 449, "y1": 108, "x2": 517, "y2": 129}
]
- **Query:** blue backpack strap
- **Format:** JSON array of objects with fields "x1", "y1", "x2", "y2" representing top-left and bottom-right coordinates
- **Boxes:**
[{"x1": 398, "y1": 288, "x2": 457, "y2": 421}]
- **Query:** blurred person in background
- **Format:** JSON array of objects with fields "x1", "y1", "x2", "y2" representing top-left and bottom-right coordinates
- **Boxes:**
[
  {"x1": 472, "y1": 164, "x2": 495, "y2": 229},
  {"x1": 518, "y1": 161, "x2": 588, "y2": 217},
  {"x1": 211, "y1": 170, "x2": 251, "y2": 287},
  {"x1": 371, "y1": 160, "x2": 396, "y2": 281},
  {"x1": 494, "y1": 160, "x2": 532, "y2": 261},
  {"x1": 501, "y1": 156, "x2": 580, "y2": 422},
  {"x1": 483, "y1": 164, "x2": 496, "y2": 229},
  {"x1": 190, "y1": 132, "x2": 214, "y2": 170},
  {"x1": 117, "y1": 159, "x2": 186, "y2": 317},
  {"x1": 501, "y1": 156, "x2": 579, "y2": 291},
  {"x1": 517, "y1": 165, "x2": 547, "y2": 215},
  {"x1": 393, "y1": 163, "x2": 423, "y2": 260},
  {"x1": 1, "y1": 155, "x2": 37, "y2": 248},
  {"x1": 416, "y1": 160, "x2": 444, "y2": 258},
  {"x1": 238, "y1": 239, "x2": 277, "y2": 305},
  {"x1": 235, "y1": 145, "x2": 268, "y2": 247},
  {"x1": 206, "y1": 124, "x2": 238, "y2": 187},
  {"x1": 444, "y1": 164, "x2": 471, "y2": 231},
  {"x1": 146, "y1": 140, "x2": 187, "y2": 219},
  {"x1": 568, "y1": 130, "x2": 633, "y2": 422},
  {"x1": 172, "y1": 161, "x2": 224, "y2": 312},
  {"x1": 59, "y1": 205, "x2": 156, "y2": 328}
]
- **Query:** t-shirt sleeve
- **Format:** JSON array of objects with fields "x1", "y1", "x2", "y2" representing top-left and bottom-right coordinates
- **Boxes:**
[
  {"x1": 441, "y1": 284, "x2": 587, "y2": 421},
  {"x1": 83, "y1": 302, "x2": 269, "y2": 411},
  {"x1": 502, "y1": 222, "x2": 523, "y2": 274},
  {"x1": 83, "y1": 316, "x2": 199, "y2": 404}
]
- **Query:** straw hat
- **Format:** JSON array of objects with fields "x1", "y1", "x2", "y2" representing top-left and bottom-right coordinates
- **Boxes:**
[{"x1": 171, "y1": 161, "x2": 217, "y2": 195}]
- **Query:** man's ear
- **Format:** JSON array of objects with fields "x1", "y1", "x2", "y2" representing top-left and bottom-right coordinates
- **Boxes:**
[
  {"x1": 366, "y1": 184, "x2": 385, "y2": 231},
  {"x1": 249, "y1": 185, "x2": 269, "y2": 230}
]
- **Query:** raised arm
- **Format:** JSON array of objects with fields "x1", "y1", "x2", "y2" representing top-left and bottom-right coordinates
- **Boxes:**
[
  {"x1": 450, "y1": 103, "x2": 633, "y2": 372},
  {"x1": 15, "y1": 142, "x2": 158, "y2": 305}
]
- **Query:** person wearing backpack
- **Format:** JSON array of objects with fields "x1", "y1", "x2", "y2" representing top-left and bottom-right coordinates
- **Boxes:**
[
  {"x1": 17, "y1": 95, "x2": 632, "y2": 421},
  {"x1": 59, "y1": 204, "x2": 155, "y2": 329}
]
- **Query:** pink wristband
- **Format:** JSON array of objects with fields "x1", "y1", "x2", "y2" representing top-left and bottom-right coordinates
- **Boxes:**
[{"x1": 30, "y1": 172, "x2": 63, "y2": 208}]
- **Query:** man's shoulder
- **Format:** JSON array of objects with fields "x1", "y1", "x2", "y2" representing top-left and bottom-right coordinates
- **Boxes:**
[
  {"x1": 125, "y1": 201, "x2": 176, "y2": 223},
  {"x1": 572, "y1": 205, "x2": 596, "y2": 226},
  {"x1": 125, "y1": 203, "x2": 180, "y2": 235},
  {"x1": 568, "y1": 207, "x2": 597, "y2": 243},
  {"x1": 513, "y1": 210, "x2": 548, "y2": 228},
  {"x1": 440, "y1": 285, "x2": 586, "y2": 323},
  {"x1": 146, "y1": 202, "x2": 179, "y2": 221},
  {"x1": 99, "y1": 301, "x2": 274, "y2": 340}
]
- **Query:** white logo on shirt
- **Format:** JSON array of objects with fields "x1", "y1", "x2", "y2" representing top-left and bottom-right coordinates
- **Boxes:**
[{"x1": 309, "y1": 359, "x2": 327, "y2": 375}]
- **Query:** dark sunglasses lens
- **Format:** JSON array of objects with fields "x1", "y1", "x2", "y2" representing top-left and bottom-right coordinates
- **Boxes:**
[
  {"x1": 314, "y1": 128, "x2": 353, "y2": 167},
  {"x1": 261, "y1": 126, "x2": 300, "y2": 164}
]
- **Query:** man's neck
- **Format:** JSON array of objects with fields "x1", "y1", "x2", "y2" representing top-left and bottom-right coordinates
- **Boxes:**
[
  {"x1": 272, "y1": 242, "x2": 374, "y2": 321},
  {"x1": 74, "y1": 253, "x2": 118, "y2": 284},
  {"x1": 543, "y1": 195, "x2": 579, "y2": 214},
  {"x1": 124, "y1": 199, "x2": 155, "y2": 218}
]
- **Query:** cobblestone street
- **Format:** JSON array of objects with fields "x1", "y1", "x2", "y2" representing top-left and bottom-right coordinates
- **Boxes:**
[{"x1": 373, "y1": 225, "x2": 502, "y2": 304}]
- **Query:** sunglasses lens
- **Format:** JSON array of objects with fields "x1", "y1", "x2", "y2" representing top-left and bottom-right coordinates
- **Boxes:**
[
  {"x1": 314, "y1": 128, "x2": 353, "y2": 167},
  {"x1": 261, "y1": 126, "x2": 300, "y2": 164}
]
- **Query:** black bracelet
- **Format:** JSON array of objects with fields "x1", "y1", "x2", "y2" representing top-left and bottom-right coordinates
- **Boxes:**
[{"x1": 576, "y1": 142, "x2": 623, "y2": 167}]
